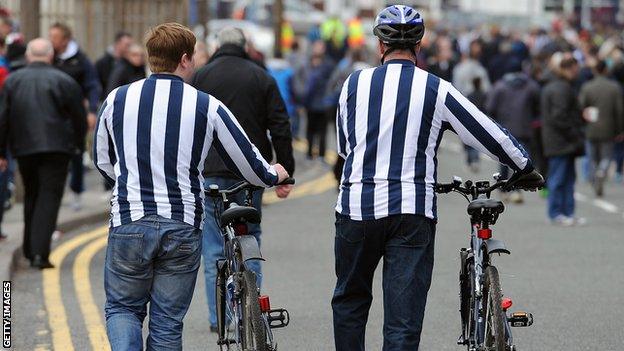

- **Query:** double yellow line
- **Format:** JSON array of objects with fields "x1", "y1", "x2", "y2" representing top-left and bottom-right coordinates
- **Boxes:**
[{"x1": 42, "y1": 226, "x2": 110, "y2": 351}]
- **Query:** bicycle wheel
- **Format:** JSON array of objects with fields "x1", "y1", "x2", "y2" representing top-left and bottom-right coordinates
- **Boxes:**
[
  {"x1": 240, "y1": 270, "x2": 268, "y2": 351},
  {"x1": 483, "y1": 266, "x2": 507, "y2": 351}
]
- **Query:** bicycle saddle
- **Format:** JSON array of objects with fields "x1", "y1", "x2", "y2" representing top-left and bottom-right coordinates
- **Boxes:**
[
  {"x1": 467, "y1": 198, "x2": 505, "y2": 216},
  {"x1": 221, "y1": 205, "x2": 261, "y2": 225}
]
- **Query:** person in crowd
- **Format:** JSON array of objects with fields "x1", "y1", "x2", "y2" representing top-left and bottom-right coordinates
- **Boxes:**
[
  {"x1": 332, "y1": 6, "x2": 540, "y2": 350},
  {"x1": 541, "y1": 53, "x2": 585, "y2": 226},
  {"x1": 191, "y1": 26, "x2": 295, "y2": 332},
  {"x1": 267, "y1": 56, "x2": 297, "y2": 139},
  {"x1": 49, "y1": 22, "x2": 101, "y2": 211},
  {"x1": 94, "y1": 23, "x2": 290, "y2": 350},
  {"x1": 0, "y1": 15, "x2": 26, "y2": 70},
  {"x1": 464, "y1": 77, "x2": 487, "y2": 173},
  {"x1": 579, "y1": 60, "x2": 624, "y2": 196},
  {"x1": 105, "y1": 43, "x2": 146, "y2": 95},
  {"x1": 95, "y1": 31, "x2": 133, "y2": 101},
  {"x1": 486, "y1": 60, "x2": 541, "y2": 203},
  {"x1": 453, "y1": 39, "x2": 491, "y2": 173},
  {"x1": 428, "y1": 35, "x2": 456, "y2": 81},
  {"x1": 0, "y1": 38, "x2": 86, "y2": 268},
  {"x1": 302, "y1": 40, "x2": 334, "y2": 161}
]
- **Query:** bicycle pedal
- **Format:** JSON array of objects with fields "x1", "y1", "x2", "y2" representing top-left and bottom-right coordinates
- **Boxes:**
[
  {"x1": 267, "y1": 308, "x2": 290, "y2": 329},
  {"x1": 508, "y1": 311, "x2": 533, "y2": 327}
]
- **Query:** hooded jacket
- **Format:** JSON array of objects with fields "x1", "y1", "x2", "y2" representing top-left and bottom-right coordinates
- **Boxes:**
[{"x1": 486, "y1": 72, "x2": 540, "y2": 140}]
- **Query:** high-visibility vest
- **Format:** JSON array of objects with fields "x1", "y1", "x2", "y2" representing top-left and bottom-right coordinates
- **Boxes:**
[
  {"x1": 281, "y1": 22, "x2": 295, "y2": 53},
  {"x1": 320, "y1": 18, "x2": 346, "y2": 48},
  {"x1": 348, "y1": 17, "x2": 365, "y2": 48}
]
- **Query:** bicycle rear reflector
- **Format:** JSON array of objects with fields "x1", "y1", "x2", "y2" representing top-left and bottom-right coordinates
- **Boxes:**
[
  {"x1": 477, "y1": 228, "x2": 492, "y2": 239},
  {"x1": 502, "y1": 297, "x2": 513, "y2": 311},
  {"x1": 233, "y1": 223, "x2": 248, "y2": 236},
  {"x1": 259, "y1": 295, "x2": 271, "y2": 313}
]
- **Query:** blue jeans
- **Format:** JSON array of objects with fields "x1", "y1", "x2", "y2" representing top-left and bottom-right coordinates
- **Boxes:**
[
  {"x1": 332, "y1": 213, "x2": 436, "y2": 351},
  {"x1": 547, "y1": 156, "x2": 576, "y2": 219},
  {"x1": 69, "y1": 153, "x2": 84, "y2": 194},
  {"x1": 104, "y1": 215, "x2": 202, "y2": 351},
  {"x1": 613, "y1": 140, "x2": 624, "y2": 175},
  {"x1": 202, "y1": 177, "x2": 264, "y2": 327}
]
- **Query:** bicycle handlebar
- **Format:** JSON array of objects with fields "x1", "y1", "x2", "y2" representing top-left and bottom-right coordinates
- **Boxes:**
[
  {"x1": 205, "y1": 177, "x2": 296, "y2": 198},
  {"x1": 435, "y1": 170, "x2": 544, "y2": 198}
]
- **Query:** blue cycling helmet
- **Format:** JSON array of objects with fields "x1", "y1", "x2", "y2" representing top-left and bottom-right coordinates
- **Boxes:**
[{"x1": 373, "y1": 5, "x2": 425, "y2": 46}]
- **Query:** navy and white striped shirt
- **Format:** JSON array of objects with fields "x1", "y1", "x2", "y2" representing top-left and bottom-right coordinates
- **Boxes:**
[
  {"x1": 336, "y1": 60, "x2": 532, "y2": 221},
  {"x1": 94, "y1": 74, "x2": 278, "y2": 228}
]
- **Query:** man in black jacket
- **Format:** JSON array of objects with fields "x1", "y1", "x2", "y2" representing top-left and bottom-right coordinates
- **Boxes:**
[
  {"x1": 0, "y1": 38, "x2": 86, "y2": 268},
  {"x1": 191, "y1": 27, "x2": 295, "y2": 331},
  {"x1": 49, "y1": 22, "x2": 101, "y2": 210},
  {"x1": 95, "y1": 31, "x2": 133, "y2": 100},
  {"x1": 541, "y1": 53, "x2": 585, "y2": 226}
]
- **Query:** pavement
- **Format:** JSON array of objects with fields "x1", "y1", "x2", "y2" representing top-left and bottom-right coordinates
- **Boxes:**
[
  {"x1": 0, "y1": 166, "x2": 111, "y2": 284},
  {"x1": 7, "y1": 135, "x2": 624, "y2": 350}
]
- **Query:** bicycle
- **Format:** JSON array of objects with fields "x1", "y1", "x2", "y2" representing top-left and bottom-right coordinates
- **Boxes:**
[
  {"x1": 206, "y1": 178, "x2": 295, "y2": 351},
  {"x1": 435, "y1": 171, "x2": 543, "y2": 351}
]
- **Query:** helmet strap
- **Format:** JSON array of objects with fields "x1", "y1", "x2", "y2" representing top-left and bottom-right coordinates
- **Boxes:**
[{"x1": 381, "y1": 45, "x2": 418, "y2": 65}]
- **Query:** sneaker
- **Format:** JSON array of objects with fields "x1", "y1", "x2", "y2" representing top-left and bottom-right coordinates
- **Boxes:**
[
  {"x1": 71, "y1": 193, "x2": 82, "y2": 211},
  {"x1": 550, "y1": 215, "x2": 574, "y2": 227},
  {"x1": 569, "y1": 216, "x2": 587, "y2": 226},
  {"x1": 508, "y1": 191, "x2": 524, "y2": 204}
]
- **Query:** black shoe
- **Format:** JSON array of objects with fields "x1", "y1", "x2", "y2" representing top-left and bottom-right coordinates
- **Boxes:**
[
  {"x1": 209, "y1": 325, "x2": 218, "y2": 333},
  {"x1": 31, "y1": 255, "x2": 54, "y2": 269},
  {"x1": 0, "y1": 233, "x2": 7, "y2": 241}
]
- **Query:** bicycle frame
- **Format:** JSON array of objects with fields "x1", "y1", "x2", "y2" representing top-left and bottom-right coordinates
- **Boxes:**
[{"x1": 211, "y1": 187, "x2": 279, "y2": 351}]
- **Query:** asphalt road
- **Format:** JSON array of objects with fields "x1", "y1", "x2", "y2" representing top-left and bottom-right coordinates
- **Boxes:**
[{"x1": 11, "y1": 138, "x2": 624, "y2": 351}]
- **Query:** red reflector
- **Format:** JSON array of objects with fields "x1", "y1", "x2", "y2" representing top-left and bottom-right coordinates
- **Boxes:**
[
  {"x1": 259, "y1": 295, "x2": 271, "y2": 312},
  {"x1": 234, "y1": 223, "x2": 248, "y2": 236},
  {"x1": 502, "y1": 297, "x2": 513, "y2": 310},
  {"x1": 477, "y1": 228, "x2": 492, "y2": 239}
]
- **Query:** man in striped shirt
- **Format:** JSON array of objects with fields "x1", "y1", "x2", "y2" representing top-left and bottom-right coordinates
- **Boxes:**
[
  {"x1": 332, "y1": 6, "x2": 538, "y2": 350},
  {"x1": 94, "y1": 23, "x2": 289, "y2": 350}
]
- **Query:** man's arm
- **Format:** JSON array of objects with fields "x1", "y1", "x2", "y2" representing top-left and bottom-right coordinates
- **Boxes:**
[
  {"x1": 336, "y1": 79, "x2": 349, "y2": 159},
  {"x1": 265, "y1": 77, "x2": 295, "y2": 175},
  {"x1": 209, "y1": 97, "x2": 286, "y2": 187},
  {"x1": 441, "y1": 82, "x2": 532, "y2": 173},
  {"x1": 92, "y1": 94, "x2": 116, "y2": 185},
  {"x1": 64, "y1": 78, "x2": 88, "y2": 152},
  {"x1": 80, "y1": 54, "x2": 102, "y2": 114}
]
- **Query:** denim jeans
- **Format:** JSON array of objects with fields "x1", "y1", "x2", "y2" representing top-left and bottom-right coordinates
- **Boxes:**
[
  {"x1": 202, "y1": 177, "x2": 264, "y2": 327},
  {"x1": 332, "y1": 213, "x2": 436, "y2": 351},
  {"x1": 104, "y1": 215, "x2": 202, "y2": 351},
  {"x1": 69, "y1": 153, "x2": 84, "y2": 194},
  {"x1": 547, "y1": 156, "x2": 576, "y2": 219},
  {"x1": 614, "y1": 140, "x2": 624, "y2": 175},
  {"x1": 464, "y1": 144, "x2": 479, "y2": 165}
]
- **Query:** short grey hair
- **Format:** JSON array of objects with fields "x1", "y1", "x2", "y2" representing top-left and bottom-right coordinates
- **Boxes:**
[
  {"x1": 217, "y1": 27, "x2": 246, "y2": 48},
  {"x1": 26, "y1": 38, "x2": 54, "y2": 62}
]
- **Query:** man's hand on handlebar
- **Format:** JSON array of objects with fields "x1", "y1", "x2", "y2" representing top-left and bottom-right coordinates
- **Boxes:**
[{"x1": 273, "y1": 163, "x2": 293, "y2": 198}]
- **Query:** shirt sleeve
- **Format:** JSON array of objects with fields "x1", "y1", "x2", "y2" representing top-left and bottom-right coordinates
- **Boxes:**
[
  {"x1": 93, "y1": 92, "x2": 117, "y2": 185},
  {"x1": 439, "y1": 82, "x2": 533, "y2": 173},
  {"x1": 208, "y1": 98, "x2": 278, "y2": 187}
]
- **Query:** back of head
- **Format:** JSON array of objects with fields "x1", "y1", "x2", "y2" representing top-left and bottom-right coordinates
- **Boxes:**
[
  {"x1": 26, "y1": 38, "x2": 54, "y2": 64},
  {"x1": 144, "y1": 22, "x2": 196, "y2": 73},
  {"x1": 217, "y1": 27, "x2": 246, "y2": 48},
  {"x1": 594, "y1": 60, "x2": 608, "y2": 76}
]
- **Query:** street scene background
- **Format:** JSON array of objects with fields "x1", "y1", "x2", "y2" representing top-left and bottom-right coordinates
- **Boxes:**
[{"x1": 0, "y1": 0, "x2": 623, "y2": 350}]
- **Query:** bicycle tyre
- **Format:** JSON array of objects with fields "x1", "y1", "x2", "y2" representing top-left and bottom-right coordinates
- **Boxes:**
[
  {"x1": 240, "y1": 270, "x2": 268, "y2": 351},
  {"x1": 483, "y1": 266, "x2": 507, "y2": 351}
]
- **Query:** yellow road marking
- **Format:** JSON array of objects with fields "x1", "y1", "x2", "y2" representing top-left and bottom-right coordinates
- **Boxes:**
[
  {"x1": 264, "y1": 172, "x2": 337, "y2": 204},
  {"x1": 73, "y1": 235, "x2": 111, "y2": 351},
  {"x1": 42, "y1": 226, "x2": 108, "y2": 351}
]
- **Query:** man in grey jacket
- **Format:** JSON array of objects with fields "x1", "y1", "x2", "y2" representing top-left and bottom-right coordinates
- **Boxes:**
[{"x1": 579, "y1": 60, "x2": 624, "y2": 196}]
